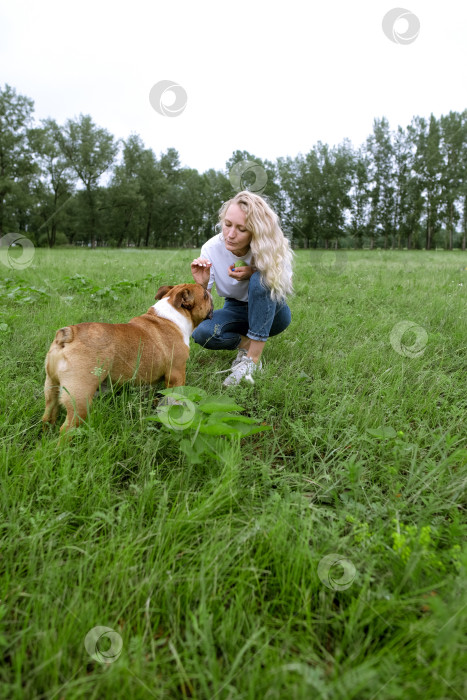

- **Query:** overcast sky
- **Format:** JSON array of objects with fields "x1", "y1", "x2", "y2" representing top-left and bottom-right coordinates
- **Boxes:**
[{"x1": 1, "y1": 0, "x2": 466, "y2": 174}]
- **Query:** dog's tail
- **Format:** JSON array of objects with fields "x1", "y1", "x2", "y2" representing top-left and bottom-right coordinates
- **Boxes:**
[
  {"x1": 54, "y1": 326, "x2": 74, "y2": 348},
  {"x1": 45, "y1": 326, "x2": 74, "y2": 384}
]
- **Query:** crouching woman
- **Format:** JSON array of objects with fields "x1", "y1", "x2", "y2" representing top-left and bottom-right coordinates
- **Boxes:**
[{"x1": 191, "y1": 191, "x2": 294, "y2": 386}]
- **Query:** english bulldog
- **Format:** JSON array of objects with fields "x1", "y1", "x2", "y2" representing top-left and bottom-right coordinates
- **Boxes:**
[{"x1": 42, "y1": 283, "x2": 213, "y2": 433}]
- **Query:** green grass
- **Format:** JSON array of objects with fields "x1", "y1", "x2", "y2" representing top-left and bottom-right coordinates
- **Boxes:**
[{"x1": 1, "y1": 248, "x2": 466, "y2": 699}]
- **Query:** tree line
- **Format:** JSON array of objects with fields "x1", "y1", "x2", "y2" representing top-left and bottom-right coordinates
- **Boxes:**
[{"x1": 1, "y1": 84, "x2": 466, "y2": 251}]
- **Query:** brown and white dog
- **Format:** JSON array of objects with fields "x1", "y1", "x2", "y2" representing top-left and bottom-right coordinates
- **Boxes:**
[{"x1": 42, "y1": 283, "x2": 213, "y2": 433}]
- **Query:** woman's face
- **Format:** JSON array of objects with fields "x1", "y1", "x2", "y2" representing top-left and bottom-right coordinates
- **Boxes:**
[{"x1": 222, "y1": 203, "x2": 252, "y2": 257}]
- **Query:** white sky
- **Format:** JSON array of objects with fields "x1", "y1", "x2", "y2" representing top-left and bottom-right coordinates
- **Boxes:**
[{"x1": 1, "y1": 0, "x2": 466, "y2": 174}]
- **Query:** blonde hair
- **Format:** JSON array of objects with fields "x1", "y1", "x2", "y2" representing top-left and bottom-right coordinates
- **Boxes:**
[{"x1": 218, "y1": 191, "x2": 294, "y2": 303}]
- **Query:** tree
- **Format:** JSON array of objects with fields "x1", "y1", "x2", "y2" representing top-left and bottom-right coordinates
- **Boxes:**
[
  {"x1": 366, "y1": 117, "x2": 396, "y2": 249},
  {"x1": 458, "y1": 111, "x2": 467, "y2": 251},
  {"x1": 0, "y1": 84, "x2": 37, "y2": 238},
  {"x1": 439, "y1": 111, "x2": 466, "y2": 249},
  {"x1": 201, "y1": 168, "x2": 232, "y2": 243},
  {"x1": 151, "y1": 148, "x2": 183, "y2": 247},
  {"x1": 225, "y1": 150, "x2": 285, "y2": 235},
  {"x1": 53, "y1": 115, "x2": 117, "y2": 246},
  {"x1": 177, "y1": 168, "x2": 210, "y2": 248},
  {"x1": 28, "y1": 119, "x2": 75, "y2": 247},
  {"x1": 138, "y1": 148, "x2": 165, "y2": 247},
  {"x1": 410, "y1": 115, "x2": 443, "y2": 250},
  {"x1": 277, "y1": 150, "x2": 322, "y2": 248},
  {"x1": 348, "y1": 147, "x2": 370, "y2": 248},
  {"x1": 317, "y1": 140, "x2": 353, "y2": 248},
  {"x1": 104, "y1": 134, "x2": 145, "y2": 247}
]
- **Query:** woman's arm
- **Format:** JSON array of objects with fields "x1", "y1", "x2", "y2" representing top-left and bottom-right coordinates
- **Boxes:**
[{"x1": 191, "y1": 258, "x2": 212, "y2": 288}]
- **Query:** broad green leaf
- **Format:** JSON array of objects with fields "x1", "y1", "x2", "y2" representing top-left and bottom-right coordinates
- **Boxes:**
[
  {"x1": 366, "y1": 426, "x2": 398, "y2": 439},
  {"x1": 192, "y1": 434, "x2": 226, "y2": 460},
  {"x1": 179, "y1": 439, "x2": 203, "y2": 463},
  {"x1": 198, "y1": 397, "x2": 244, "y2": 413},
  {"x1": 149, "y1": 406, "x2": 200, "y2": 431},
  {"x1": 198, "y1": 421, "x2": 271, "y2": 437},
  {"x1": 198, "y1": 422, "x2": 243, "y2": 436},
  {"x1": 159, "y1": 385, "x2": 207, "y2": 401},
  {"x1": 179, "y1": 437, "x2": 202, "y2": 454},
  {"x1": 230, "y1": 423, "x2": 271, "y2": 437},
  {"x1": 205, "y1": 412, "x2": 259, "y2": 425}
]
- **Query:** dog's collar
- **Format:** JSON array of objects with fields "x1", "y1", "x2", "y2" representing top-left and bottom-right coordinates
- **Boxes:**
[{"x1": 151, "y1": 298, "x2": 193, "y2": 348}]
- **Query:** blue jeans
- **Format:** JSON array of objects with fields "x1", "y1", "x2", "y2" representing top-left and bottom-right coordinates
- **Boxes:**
[{"x1": 192, "y1": 271, "x2": 292, "y2": 350}]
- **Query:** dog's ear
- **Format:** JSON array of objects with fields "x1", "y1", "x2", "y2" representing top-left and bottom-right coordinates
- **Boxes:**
[
  {"x1": 155, "y1": 285, "x2": 173, "y2": 300},
  {"x1": 175, "y1": 288, "x2": 195, "y2": 311}
]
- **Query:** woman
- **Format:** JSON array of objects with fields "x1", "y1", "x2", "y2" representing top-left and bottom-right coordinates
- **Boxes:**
[{"x1": 191, "y1": 191, "x2": 294, "y2": 386}]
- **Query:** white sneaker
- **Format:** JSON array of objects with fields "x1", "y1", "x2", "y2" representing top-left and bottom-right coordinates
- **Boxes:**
[
  {"x1": 221, "y1": 357, "x2": 263, "y2": 387},
  {"x1": 231, "y1": 347, "x2": 248, "y2": 368}
]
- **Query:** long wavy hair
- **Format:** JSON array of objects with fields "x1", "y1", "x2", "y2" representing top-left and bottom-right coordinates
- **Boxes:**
[{"x1": 217, "y1": 191, "x2": 295, "y2": 302}]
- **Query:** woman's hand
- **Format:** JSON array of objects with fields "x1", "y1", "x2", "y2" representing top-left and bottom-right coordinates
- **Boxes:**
[
  {"x1": 191, "y1": 258, "x2": 212, "y2": 287},
  {"x1": 227, "y1": 265, "x2": 257, "y2": 281}
]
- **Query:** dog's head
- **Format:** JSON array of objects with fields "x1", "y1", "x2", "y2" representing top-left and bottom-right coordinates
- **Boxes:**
[{"x1": 155, "y1": 284, "x2": 213, "y2": 326}]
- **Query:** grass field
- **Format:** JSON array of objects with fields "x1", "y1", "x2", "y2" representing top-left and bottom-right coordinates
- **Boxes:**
[{"x1": 1, "y1": 247, "x2": 466, "y2": 699}]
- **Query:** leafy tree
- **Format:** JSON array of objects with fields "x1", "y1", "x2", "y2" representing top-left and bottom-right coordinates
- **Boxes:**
[
  {"x1": 53, "y1": 114, "x2": 117, "y2": 246},
  {"x1": 225, "y1": 150, "x2": 285, "y2": 235},
  {"x1": 348, "y1": 147, "x2": 370, "y2": 248},
  {"x1": 177, "y1": 168, "x2": 210, "y2": 248},
  {"x1": 28, "y1": 119, "x2": 75, "y2": 247},
  {"x1": 410, "y1": 115, "x2": 443, "y2": 250},
  {"x1": 2, "y1": 82, "x2": 467, "y2": 254},
  {"x1": 366, "y1": 117, "x2": 396, "y2": 249},
  {"x1": 104, "y1": 134, "x2": 145, "y2": 246},
  {"x1": 439, "y1": 111, "x2": 466, "y2": 249},
  {"x1": 225, "y1": 150, "x2": 262, "y2": 192},
  {"x1": 139, "y1": 148, "x2": 166, "y2": 247},
  {"x1": 151, "y1": 148, "x2": 183, "y2": 247},
  {"x1": 317, "y1": 140, "x2": 353, "y2": 248},
  {"x1": 0, "y1": 84, "x2": 37, "y2": 237},
  {"x1": 277, "y1": 150, "x2": 322, "y2": 248},
  {"x1": 459, "y1": 111, "x2": 467, "y2": 251},
  {"x1": 277, "y1": 144, "x2": 353, "y2": 249},
  {"x1": 159, "y1": 147, "x2": 181, "y2": 183},
  {"x1": 199, "y1": 168, "x2": 232, "y2": 243},
  {"x1": 393, "y1": 126, "x2": 412, "y2": 248}
]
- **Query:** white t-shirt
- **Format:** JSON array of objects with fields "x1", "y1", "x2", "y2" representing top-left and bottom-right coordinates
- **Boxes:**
[{"x1": 200, "y1": 233, "x2": 255, "y2": 302}]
